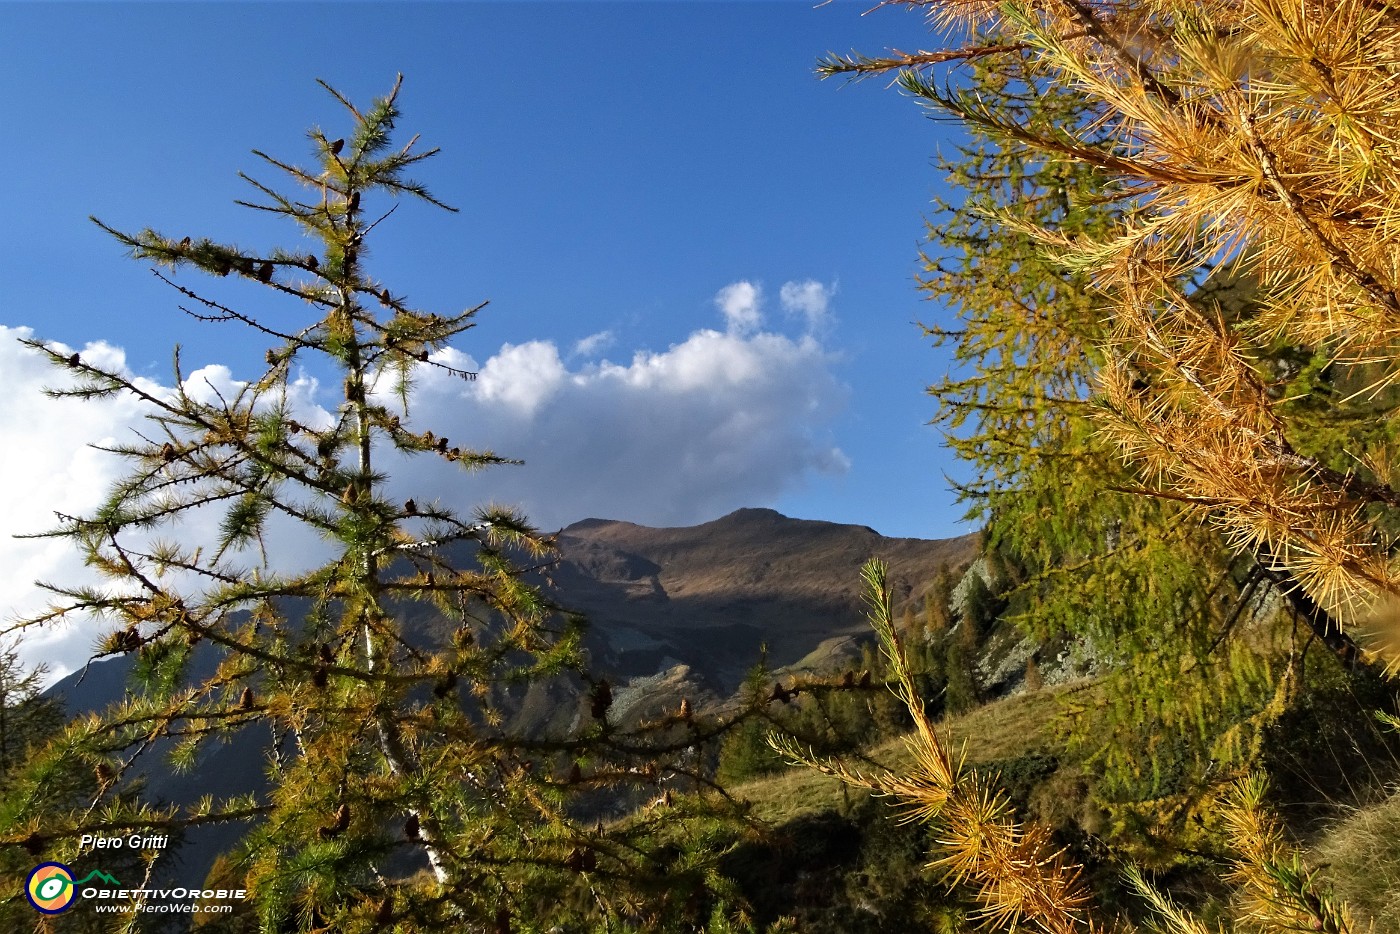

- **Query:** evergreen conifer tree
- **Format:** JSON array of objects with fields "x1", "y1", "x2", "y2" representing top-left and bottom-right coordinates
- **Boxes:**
[
  {"x1": 817, "y1": 0, "x2": 1390, "y2": 828},
  {"x1": 0, "y1": 644, "x2": 60, "y2": 777},
  {"x1": 0, "y1": 78, "x2": 755, "y2": 932},
  {"x1": 823, "y1": 0, "x2": 1400, "y2": 665}
]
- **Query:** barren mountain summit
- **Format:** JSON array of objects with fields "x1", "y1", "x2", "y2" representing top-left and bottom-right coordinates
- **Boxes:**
[{"x1": 554, "y1": 508, "x2": 978, "y2": 692}]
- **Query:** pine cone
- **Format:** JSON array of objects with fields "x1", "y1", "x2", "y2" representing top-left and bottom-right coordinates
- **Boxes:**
[
  {"x1": 328, "y1": 138, "x2": 344, "y2": 155},
  {"x1": 590, "y1": 680, "x2": 612, "y2": 720},
  {"x1": 319, "y1": 803, "x2": 350, "y2": 839},
  {"x1": 374, "y1": 893, "x2": 394, "y2": 926}
]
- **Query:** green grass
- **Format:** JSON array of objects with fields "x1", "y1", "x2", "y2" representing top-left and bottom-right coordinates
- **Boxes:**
[{"x1": 732, "y1": 681, "x2": 1087, "y2": 824}]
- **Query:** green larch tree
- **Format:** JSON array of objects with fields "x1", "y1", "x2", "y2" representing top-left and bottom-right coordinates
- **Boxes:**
[
  {"x1": 826, "y1": 0, "x2": 1400, "y2": 662},
  {"x1": 818, "y1": 0, "x2": 1391, "y2": 837},
  {"x1": 0, "y1": 78, "x2": 756, "y2": 933},
  {"x1": 0, "y1": 644, "x2": 61, "y2": 777},
  {"x1": 777, "y1": 560, "x2": 1367, "y2": 934}
]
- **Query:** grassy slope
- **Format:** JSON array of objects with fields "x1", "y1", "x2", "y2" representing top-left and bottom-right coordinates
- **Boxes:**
[
  {"x1": 731, "y1": 681, "x2": 1086, "y2": 825},
  {"x1": 1316, "y1": 790, "x2": 1400, "y2": 929},
  {"x1": 721, "y1": 675, "x2": 1400, "y2": 931}
]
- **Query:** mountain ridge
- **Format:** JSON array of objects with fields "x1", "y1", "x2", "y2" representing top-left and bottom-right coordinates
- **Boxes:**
[
  {"x1": 48, "y1": 506, "x2": 978, "y2": 715},
  {"x1": 42, "y1": 507, "x2": 978, "y2": 887},
  {"x1": 549, "y1": 507, "x2": 978, "y2": 692}
]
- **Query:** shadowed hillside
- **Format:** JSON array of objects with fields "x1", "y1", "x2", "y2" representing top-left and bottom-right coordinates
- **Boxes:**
[
  {"x1": 41, "y1": 508, "x2": 977, "y2": 888},
  {"x1": 553, "y1": 508, "x2": 979, "y2": 694}
]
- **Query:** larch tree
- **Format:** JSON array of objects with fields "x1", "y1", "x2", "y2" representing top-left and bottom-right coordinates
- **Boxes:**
[
  {"x1": 0, "y1": 644, "x2": 61, "y2": 778},
  {"x1": 821, "y1": 0, "x2": 1400, "y2": 839},
  {"x1": 824, "y1": 0, "x2": 1400, "y2": 662},
  {"x1": 0, "y1": 78, "x2": 756, "y2": 933},
  {"x1": 777, "y1": 560, "x2": 1367, "y2": 934},
  {"x1": 915, "y1": 63, "x2": 1297, "y2": 828}
]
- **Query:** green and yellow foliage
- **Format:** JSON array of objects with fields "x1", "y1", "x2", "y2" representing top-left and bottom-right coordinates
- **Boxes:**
[
  {"x1": 819, "y1": 0, "x2": 1400, "y2": 867},
  {"x1": 833, "y1": 0, "x2": 1400, "y2": 643},
  {"x1": 0, "y1": 79, "x2": 760, "y2": 932},
  {"x1": 780, "y1": 560, "x2": 1370, "y2": 933}
]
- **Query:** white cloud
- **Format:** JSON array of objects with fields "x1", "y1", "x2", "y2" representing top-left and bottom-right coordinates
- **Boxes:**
[
  {"x1": 182, "y1": 363, "x2": 243, "y2": 405},
  {"x1": 384, "y1": 325, "x2": 848, "y2": 534},
  {"x1": 0, "y1": 329, "x2": 156, "y2": 683},
  {"x1": 780, "y1": 279, "x2": 836, "y2": 332},
  {"x1": 0, "y1": 290, "x2": 848, "y2": 682},
  {"x1": 471, "y1": 340, "x2": 566, "y2": 415},
  {"x1": 571, "y1": 330, "x2": 615, "y2": 358},
  {"x1": 0, "y1": 327, "x2": 333, "y2": 683},
  {"x1": 714, "y1": 280, "x2": 763, "y2": 334}
]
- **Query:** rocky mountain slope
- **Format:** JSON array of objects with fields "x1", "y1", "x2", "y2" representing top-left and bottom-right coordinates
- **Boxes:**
[
  {"x1": 555, "y1": 507, "x2": 977, "y2": 690},
  {"x1": 44, "y1": 508, "x2": 977, "y2": 883}
]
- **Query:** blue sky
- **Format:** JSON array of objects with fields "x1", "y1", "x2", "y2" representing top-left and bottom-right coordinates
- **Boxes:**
[{"x1": 1, "y1": 2, "x2": 978, "y2": 672}]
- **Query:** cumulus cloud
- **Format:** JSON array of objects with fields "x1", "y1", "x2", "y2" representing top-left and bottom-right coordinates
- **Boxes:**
[
  {"x1": 780, "y1": 279, "x2": 836, "y2": 332},
  {"x1": 0, "y1": 328, "x2": 336, "y2": 682},
  {"x1": 0, "y1": 286, "x2": 847, "y2": 681},
  {"x1": 384, "y1": 326, "x2": 848, "y2": 534},
  {"x1": 0, "y1": 330, "x2": 156, "y2": 681},
  {"x1": 716, "y1": 279, "x2": 836, "y2": 337},
  {"x1": 714, "y1": 280, "x2": 763, "y2": 334}
]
